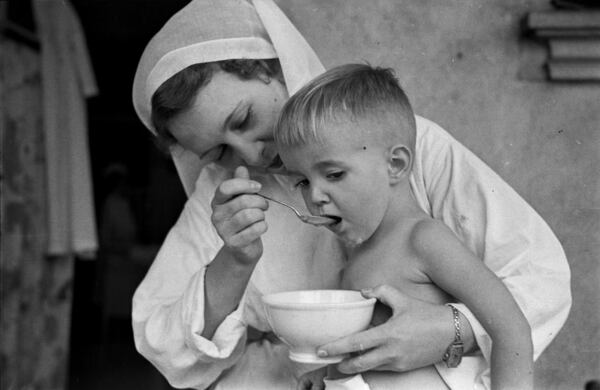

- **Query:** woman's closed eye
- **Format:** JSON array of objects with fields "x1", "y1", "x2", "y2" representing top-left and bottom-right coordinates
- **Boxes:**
[
  {"x1": 201, "y1": 144, "x2": 227, "y2": 162},
  {"x1": 234, "y1": 106, "x2": 253, "y2": 131}
]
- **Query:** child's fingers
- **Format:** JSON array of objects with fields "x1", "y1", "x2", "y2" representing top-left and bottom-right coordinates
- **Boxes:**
[
  {"x1": 312, "y1": 382, "x2": 325, "y2": 390},
  {"x1": 297, "y1": 368, "x2": 328, "y2": 390},
  {"x1": 296, "y1": 376, "x2": 311, "y2": 390}
]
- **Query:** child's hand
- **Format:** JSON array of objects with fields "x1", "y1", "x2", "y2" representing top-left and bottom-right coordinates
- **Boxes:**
[{"x1": 297, "y1": 367, "x2": 328, "y2": 390}]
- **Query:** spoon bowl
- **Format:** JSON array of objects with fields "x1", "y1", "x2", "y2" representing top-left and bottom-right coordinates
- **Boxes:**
[{"x1": 298, "y1": 214, "x2": 338, "y2": 226}]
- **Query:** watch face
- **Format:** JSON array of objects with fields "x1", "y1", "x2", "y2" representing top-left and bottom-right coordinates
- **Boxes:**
[{"x1": 444, "y1": 343, "x2": 464, "y2": 368}]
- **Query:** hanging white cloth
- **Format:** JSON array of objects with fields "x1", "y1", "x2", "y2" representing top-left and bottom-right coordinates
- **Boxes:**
[{"x1": 33, "y1": 0, "x2": 99, "y2": 257}]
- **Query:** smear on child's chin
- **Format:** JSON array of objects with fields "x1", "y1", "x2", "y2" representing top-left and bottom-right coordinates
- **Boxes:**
[{"x1": 342, "y1": 236, "x2": 365, "y2": 248}]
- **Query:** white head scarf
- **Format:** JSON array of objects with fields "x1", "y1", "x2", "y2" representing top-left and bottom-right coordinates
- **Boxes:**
[{"x1": 132, "y1": 0, "x2": 324, "y2": 195}]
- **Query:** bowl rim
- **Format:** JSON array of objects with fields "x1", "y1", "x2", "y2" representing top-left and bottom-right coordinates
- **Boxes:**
[{"x1": 262, "y1": 289, "x2": 376, "y2": 310}]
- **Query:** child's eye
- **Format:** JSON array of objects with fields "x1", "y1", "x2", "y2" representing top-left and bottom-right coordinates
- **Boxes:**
[
  {"x1": 294, "y1": 178, "x2": 309, "y2": 188},
  {"x1": 326, "y1": 171, "x2": 345, "y2": 180}
]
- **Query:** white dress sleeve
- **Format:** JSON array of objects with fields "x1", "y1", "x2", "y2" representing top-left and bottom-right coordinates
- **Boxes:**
[
  {"x1": 410, "y1": 116, "x2": 572, "y2": 388},
  {"x1": 131, "y1": 165, "x2": 248, "y2": 389}
]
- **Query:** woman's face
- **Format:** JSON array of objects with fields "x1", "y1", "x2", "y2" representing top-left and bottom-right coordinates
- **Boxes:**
[{"x1": 168, "y1": 70, "x2": 288, "y2": 172}]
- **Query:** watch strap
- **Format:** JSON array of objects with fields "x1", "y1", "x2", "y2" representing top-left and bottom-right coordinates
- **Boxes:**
[{"x1": 442, "y1": 304, "x2": 464, "y2": 368}]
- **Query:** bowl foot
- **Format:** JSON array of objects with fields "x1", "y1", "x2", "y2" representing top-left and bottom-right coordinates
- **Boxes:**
[{"x1": 289, "y1": 351, "x2": 346, "y2": 364}]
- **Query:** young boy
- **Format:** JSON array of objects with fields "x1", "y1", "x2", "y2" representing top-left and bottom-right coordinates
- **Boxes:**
[{"x1": 274, "y1": 64, "x2": 533, "y2": 390}]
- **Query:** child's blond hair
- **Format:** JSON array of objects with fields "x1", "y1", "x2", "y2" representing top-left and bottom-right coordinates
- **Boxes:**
[{"x1": 275, "y1": 63, "x2": 416, "y2": 154}]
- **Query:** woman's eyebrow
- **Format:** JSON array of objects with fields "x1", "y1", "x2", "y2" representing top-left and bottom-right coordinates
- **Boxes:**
[{"x1": 223, "y1": 100, "x2": 244, "y2": 131}]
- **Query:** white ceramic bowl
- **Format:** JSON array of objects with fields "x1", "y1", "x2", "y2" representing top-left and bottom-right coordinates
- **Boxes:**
[{"x1": 262, "y1": 289, "x2": 376, "y2": 364}]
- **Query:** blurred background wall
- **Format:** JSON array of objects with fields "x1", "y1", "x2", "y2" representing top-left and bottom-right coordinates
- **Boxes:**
[{"x1": 1, "y1": 1, "x2": 598, "y2": 389}]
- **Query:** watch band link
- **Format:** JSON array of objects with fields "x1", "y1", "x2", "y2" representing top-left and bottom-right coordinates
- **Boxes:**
[{"x1": 442, "y1": 304, "x2": 464, "y2": 368}]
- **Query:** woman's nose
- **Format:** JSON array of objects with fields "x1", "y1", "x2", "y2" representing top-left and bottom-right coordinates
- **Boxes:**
[{"x1": 231, "y1": 139, "x2": 266, "y2": 167}]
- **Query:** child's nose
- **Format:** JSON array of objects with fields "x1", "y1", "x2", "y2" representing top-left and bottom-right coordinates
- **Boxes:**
[{"x1": 309, "y1": 185, "x2": 329, "y2": 205}]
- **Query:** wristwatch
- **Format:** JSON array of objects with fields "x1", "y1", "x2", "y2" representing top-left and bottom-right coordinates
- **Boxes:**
[{"x1": 442, "y1": 304, "x2": 464, "y2": 368}]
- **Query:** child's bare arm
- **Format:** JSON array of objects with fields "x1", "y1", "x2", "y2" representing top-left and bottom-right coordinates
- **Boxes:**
[{"x1": 411, "y1": 220, "x2": 533, "y2": 390}]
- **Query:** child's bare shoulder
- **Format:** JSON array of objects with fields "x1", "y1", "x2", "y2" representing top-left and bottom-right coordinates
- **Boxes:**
[
  {"x1": 409, "y1": 218, "x2": 460, "y2": 258},
  {"x1": 410, "y1": 218, "x2": 451, "y2": 241}
]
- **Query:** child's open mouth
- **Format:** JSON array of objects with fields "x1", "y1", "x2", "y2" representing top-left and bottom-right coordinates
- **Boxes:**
[{"x1": 322, "y1": 215, "x2": 341, "y2": 226}]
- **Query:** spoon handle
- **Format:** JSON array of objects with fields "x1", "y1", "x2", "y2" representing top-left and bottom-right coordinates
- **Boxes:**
[{"x1": 256, "y1": 193, "x2": 301, "y2": 216}]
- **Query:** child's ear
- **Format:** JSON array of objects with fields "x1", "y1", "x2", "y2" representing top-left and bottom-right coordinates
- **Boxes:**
[{"x1": 387, "y1": 144, "x2": 412, "y2": 184}]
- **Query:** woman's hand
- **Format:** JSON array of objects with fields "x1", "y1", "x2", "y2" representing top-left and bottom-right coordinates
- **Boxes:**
[
  {"x1": 211, "y1": 166, "x2": 269, "y2": 264},
  {"x1": 203, "y1": 166, "x2": 269, "y2": 339},
  {"x1": 316, "y1": 285, "x2": 474, "y2": 375}
]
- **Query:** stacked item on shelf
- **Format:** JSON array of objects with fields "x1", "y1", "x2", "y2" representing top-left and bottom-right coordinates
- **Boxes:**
[{"x1": 526, "y1": 10, "x2": 600, "y2": 81}]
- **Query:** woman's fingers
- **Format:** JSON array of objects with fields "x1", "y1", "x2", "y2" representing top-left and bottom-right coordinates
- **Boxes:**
[
  {"x1": 361, "y1": 284, "x2": 409, "y2": 314},
  {"x1": 318, "y1": 284, "x2": 456, "y2": 374},
  {"x1": 226, "y1": 216, "x2": 268, "y2": 246},
  {"x1": 335, "y1": 347, "x2": 392, "y2": 375},
  {"x1": 212, "y1": 195, "x2": 269, "y2": 250},
  {"x1": 213, "y1": 179, "x2": 261, "y2": 204},
  {"x1": 234, "y1": 165, "x2": 250, "y2": 179},
  {"x1": 212, "y1": 194, "x2": 268, "y2": 227},
  {"x1": 317, "y1": 326, "x2": 385, "y2": 360},
  {"x1": 212, "y1": 166, "x2": 268, "y2": 227},
  {"x1": 213, "y1": 199, "x2": 268, "y2": 252},
  {"x1": 211, "y1": 166, "x2": 270, "y2": 262},
  {"x1": 212, "y1": 168, "x2": 263, "y2": 206},
  {"x1": 316, "y1": 285, "x2": 406, "y2": 359}
]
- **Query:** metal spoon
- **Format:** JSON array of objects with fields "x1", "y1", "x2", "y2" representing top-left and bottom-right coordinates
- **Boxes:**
[{"x1": 256, "y1": 193, "x2": 340, "y2": 226}]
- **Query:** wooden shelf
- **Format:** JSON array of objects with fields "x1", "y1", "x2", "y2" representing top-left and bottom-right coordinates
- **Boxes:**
[{"x1": 525, "y1": 11, "x2": 600, "y2": 82}]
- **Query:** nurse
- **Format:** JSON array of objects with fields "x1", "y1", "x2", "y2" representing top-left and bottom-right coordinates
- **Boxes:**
[{"x1": 131, "y1": 0, "x2": 571, "y2": 388}]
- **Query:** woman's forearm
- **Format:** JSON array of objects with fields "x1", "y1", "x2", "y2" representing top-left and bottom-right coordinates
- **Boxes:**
[{"x1": 202, "y1": 246, "x2": 258, "y2": 339}]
